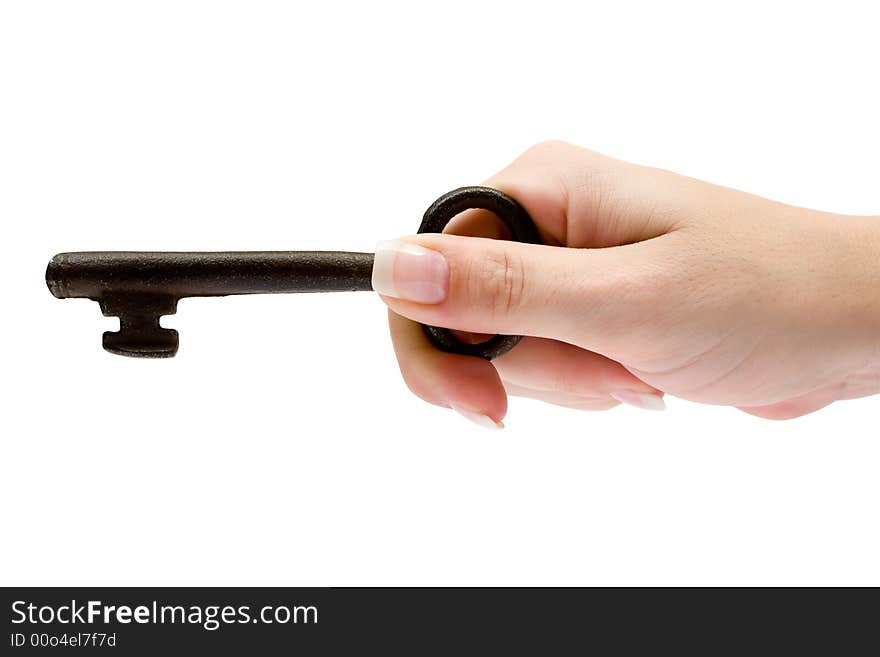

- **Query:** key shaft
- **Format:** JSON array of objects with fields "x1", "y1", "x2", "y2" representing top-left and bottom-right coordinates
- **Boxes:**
[{"x1": 47, "y1": 251, "x2": 375, "y2": 299}]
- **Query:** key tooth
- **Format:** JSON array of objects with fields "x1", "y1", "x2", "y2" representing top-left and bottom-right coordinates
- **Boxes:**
[{"x1": 99, "y1": 294, "x2": 180, "y2": 358}]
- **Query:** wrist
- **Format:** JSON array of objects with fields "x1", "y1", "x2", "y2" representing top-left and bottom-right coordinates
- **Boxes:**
[
  {"x1": 856, "y1": 215, "x2": 880, "y2": 345},
  {"x1": 819, "y1": 212, "x2": 880, "y2": 362}
]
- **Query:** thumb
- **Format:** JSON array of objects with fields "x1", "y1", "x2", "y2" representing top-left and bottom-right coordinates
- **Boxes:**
[{"x1": 371, "y1": 232, "x2": 670, "y2": 348}]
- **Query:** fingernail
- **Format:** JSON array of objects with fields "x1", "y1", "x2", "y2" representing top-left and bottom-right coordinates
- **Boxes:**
[
  {"x1": 450, "y1": 403, "x2": 505, "y2": 430},
  {"x1": 372, "y1": 239, "x2": 449, "y2": 303},
  {"x1": 609, "y1": 389, "x2": 666, "y2": 411}
]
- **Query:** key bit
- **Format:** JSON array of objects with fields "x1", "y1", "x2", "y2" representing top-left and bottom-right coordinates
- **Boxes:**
[{"x1": 45, "y1": 186, "x2": 542, "y2": 360}]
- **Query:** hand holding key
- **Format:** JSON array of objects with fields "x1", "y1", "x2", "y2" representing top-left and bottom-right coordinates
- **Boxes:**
[{"x1": 372, "y1": 141, "x2": 880, "y2": 424}]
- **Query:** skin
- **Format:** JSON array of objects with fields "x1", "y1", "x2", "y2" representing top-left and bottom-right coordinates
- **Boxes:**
[{"x1": 379, "y1": 141, "x2": 880, "y2": 421}]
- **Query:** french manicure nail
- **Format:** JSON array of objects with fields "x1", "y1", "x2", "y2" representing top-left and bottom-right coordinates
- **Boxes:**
[
  {"x1": 609, "y1": 389, "x2": 666, "y2": 411},
  {"x1": 450, "y1": 403, "x2": 504, "y2": 429},
  {"x1": 372, "y1": 239, "x2": 449, "y2": 303}
]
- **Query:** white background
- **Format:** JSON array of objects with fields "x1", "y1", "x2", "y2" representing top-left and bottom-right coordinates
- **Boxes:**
[{"x1": 1, "y1": 1, "x2": 878, "y2": 586}]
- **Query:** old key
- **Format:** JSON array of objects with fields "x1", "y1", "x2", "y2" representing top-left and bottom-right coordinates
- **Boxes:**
[{"x1": 46, "y1": 186, "x2": 541, "y2": 360}]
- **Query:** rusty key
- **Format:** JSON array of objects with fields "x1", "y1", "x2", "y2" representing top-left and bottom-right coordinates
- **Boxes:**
[{"x1": 46, "y1": 186, "x2": 542, "y2": 360}]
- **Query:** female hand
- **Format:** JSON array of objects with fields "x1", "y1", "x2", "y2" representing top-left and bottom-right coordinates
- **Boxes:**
[{"x1": 372, "y1": 141, "x2": 880, "y2": 426}]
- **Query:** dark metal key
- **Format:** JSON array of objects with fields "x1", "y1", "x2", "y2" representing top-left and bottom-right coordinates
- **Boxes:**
[{"x1": 45, "y1": 186, "x2": 542, "y2": 360}]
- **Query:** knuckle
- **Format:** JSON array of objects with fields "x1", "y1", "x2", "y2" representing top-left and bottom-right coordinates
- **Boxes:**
[
  {"x1": 520, "y1": 139, "x2": 574, "y2": 161},
  {"x1": 470, "y1": 249, "x2": 526, "y2": 320}
]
